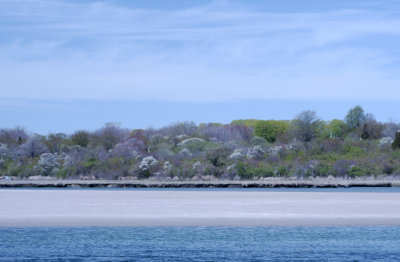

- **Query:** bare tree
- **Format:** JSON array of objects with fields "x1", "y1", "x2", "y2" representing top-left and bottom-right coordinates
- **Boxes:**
[
  {"x1": 383, "y1": 122, "x2": 400, "y2": 138},
  {"x1": 162, "y1": 121, "x2": 197, "y2": 137},
  {"x1": 43, "y1": 133, "x2": 67, "y2": 153},
  {"x1": 198, "y1": 124, "x2": 253, "y2": 142},
  {"x1": 293, "y1": 110, "x2": 322, "y2": 143},
  {"x1": 0, "y1": 127, "x2": 29, "y2": 145},
  {"x1": 112, "y1": 138, "x2": 145, "y2": 159},
  {"x1": 91, "y1": 123, "x2": 130, "y2": 151}
]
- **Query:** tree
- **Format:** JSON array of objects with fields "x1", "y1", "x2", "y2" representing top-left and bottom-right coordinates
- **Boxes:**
[
  {"x1": 230, "y1": 119, "x2": 260, "y2": 128},
  {"x1": 0, "y1": 127, "x2": 28, "y2": 145},
  {"x1": 36, "y1": 153, "x2": 60, "y2": 176},
  {"x1": 293, "y1": 110, "x2": 322, "y2": 143},
  {"x1": 43, "y1": 133, "x2": 67, "y2": 153},
  {"x1": 359, "y1": 114, "x2": 384, "y2": 140},
  {"x1": 345, "y1": 106, "x2": 366, "y2": 130},
  {"x1": 383, "y1": 122, "x2": 400, "y2": 138},
  {"x1": 198, "y1": 124, "x2": 253, "y2": 142},
  {"x1": 206, "y1": 146, "x2": 230, "y2": 167},
  {"x1": 162, "y1": 121, "x2": 197, "y2": 137},
  {"x1": 254, "y1": 120, "x2": 289, "y2": 143},
  {"x1": 324, "y1": 119, "x2": 347, "y2": 139},
  {"x1": 71, "y1": 130, "x2": 90, "y2": 147},
  {"x1": 91, "y1": 123, "x2": 130, "y2": 151},
  {"x1": 392, "y1": 131, "x2": 400, "y2": 150},
  {"x1": 19, "y1": 136, "x2": 48, "y2": 159}
]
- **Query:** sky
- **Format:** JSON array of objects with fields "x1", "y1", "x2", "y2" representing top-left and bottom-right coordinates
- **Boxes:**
[{"x1": 1, "y1": 0, "x2": 400, "y2": 134}]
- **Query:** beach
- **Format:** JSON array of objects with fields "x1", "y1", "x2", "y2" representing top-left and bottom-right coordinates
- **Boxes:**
[{"x1": 1, "y1": 189, "x2": 400, "y2": 227}]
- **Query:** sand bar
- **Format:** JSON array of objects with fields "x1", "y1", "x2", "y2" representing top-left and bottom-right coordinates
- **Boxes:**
[{"x1": 1, "y1": 190, "x2": 400, "y2": 226}]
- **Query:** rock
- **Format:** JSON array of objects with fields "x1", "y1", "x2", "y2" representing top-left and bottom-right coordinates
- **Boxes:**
[
  {"x1": 202, "y1": 175, "x2": 212, "y2": 181},
  {"x1": 192, "y1": 175, "x2": 201, "y2": 181}
]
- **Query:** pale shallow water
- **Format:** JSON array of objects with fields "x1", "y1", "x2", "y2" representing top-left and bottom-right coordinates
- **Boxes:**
[{"x1": 1, "y1": 226, "x2": 400, "y2": 261}]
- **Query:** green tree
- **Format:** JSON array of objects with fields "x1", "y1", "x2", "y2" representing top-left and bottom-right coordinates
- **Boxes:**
[
  {"x1": 71, "y1": 130, "x2": 90, "y2": 147},
  {"x1": 345, "y1": 106, "x2": 365, "y2": 130},
  {"x1": 392, "y1": 131, "x2": 400, "y2": 150},
  {"x1": 324, "y1": 119, "x2": 347, "y2": 139},
  {"x1": 254, "y1": 120, "x2": 289, "y2": 143},
  {"x1": 230, "y1": 119, "x2": 260, "y2": 128}
]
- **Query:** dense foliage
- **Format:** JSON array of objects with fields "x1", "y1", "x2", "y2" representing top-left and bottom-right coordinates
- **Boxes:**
[{"x1": 1, "y1": 106, "x2": 400, "y2": 180}]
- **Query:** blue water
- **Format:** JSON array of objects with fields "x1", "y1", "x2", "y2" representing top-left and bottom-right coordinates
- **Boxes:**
[{"x1": 1, "y1": 227, "x2": 400, "y2": 261}]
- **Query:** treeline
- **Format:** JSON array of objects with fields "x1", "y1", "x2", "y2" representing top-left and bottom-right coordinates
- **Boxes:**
[{"x1": 1, "y1": 106, "x2": 400, "y2": 180}]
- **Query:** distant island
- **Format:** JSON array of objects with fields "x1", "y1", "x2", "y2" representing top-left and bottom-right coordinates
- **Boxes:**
[{"x1": 1, "y1": 105, "x2": 400, "y2": 182}]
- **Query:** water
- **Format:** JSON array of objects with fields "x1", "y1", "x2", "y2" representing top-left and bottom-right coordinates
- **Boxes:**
[
  {"x1": 3, "y1": 187, "x2": 400, "y2": 193},
  {"x1": 1, "y1": 226, "x2": 400, "y2": 261}
]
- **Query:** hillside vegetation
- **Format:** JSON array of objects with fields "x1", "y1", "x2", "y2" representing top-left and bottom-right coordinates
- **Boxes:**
[{"x1": 1, "y1": 106, "x2": 400, "y2": 180}]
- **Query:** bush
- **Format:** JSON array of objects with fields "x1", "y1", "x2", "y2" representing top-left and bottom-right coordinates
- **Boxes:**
[
  {"x1": 392, "y1": 131, "x2": 400, "y2": 150},
  {"x1": 277, "y1": 166, "x2": 288, "y2": 176},
  {"x1": 84, "y1": 158, "x2": 99, "y2": 170},
  {"x1": 349, "y1": 166, "x2": 366, "y2": 177},
  {"x1": 254, "y1": 120, "x2": 289, "y2": 143},
  {"x1": 382, "y1": 161, "x2": 394, "y2": 175},
  {"x1": 206, "y1": 147, "x2": 230, "y2": 167},
  {"x1": 234, "y1": 162, "x2": 275, "y2": 179}
]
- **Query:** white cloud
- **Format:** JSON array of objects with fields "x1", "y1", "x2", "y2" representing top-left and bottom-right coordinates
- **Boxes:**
[{"x1": 1, "y1": 0, "x2": 400, "y2": 102}]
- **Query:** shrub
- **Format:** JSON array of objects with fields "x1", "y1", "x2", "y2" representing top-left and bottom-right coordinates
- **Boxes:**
[
  {"x1": 349, "y1": 166, "x2": 366, "y2": 177},
  {"x1": 36, "y1": 153, "x2": 60, "y2": 176},
  {"x1": 392, "y1": 131, "x2": 400, "y2": 150},
  {"x1": 277, "y1": 166, "x2": 288, "y2": 176},
  {"x1": 206, "y1": 147, "x2": 230, "y2": 167},
  {"x1": 383, "y1": 162, "x2": 394, "y2": 175},
  {"x1": 323, "y1": 119, "x2": 347, "y2": 139},
  {"x1": 254, "y1": 120, "x2": 289, "y2": 143},
  {"x1": 84, "y1": 158, "x2": 99, "y2": 170},
  {"x1": 247, "y1": 145, "x2": 265, "y2": 160}
]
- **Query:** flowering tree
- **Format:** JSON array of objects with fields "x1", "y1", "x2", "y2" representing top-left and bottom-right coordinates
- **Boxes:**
[
  {"x1": 36, "y1": 153, "x2": 60, "y2": 175},
  {"x1": 19, "y1": 136, "x2": 48, "y2": 159}
]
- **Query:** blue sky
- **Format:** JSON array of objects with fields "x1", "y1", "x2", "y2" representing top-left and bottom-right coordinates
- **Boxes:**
[{"x1": 1, "y1": 0, "x2": 400, "y2": 133}]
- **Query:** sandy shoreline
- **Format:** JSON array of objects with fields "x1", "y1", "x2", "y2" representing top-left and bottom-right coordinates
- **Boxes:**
[{"x1": 1, "y1": 190, "x2": 400, "y2": 227}]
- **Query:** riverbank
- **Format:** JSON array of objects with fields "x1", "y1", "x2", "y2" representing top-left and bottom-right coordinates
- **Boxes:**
[
  {"x1": 1, "y1": 189, "x2": 400, "y2": 227},
  {"x1": 1, "y1": 178, "x2": 400, "y2": 188}
]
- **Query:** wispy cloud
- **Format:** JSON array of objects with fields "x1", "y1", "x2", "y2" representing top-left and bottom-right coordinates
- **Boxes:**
[{"x1": 1, "y1": 0, "x2": 400, "y2": 102}]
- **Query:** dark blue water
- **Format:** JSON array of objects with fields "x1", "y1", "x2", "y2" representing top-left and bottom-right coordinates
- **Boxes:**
[{"x1": 1, "y1": 226, "x2": 400, "y2": 261}]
